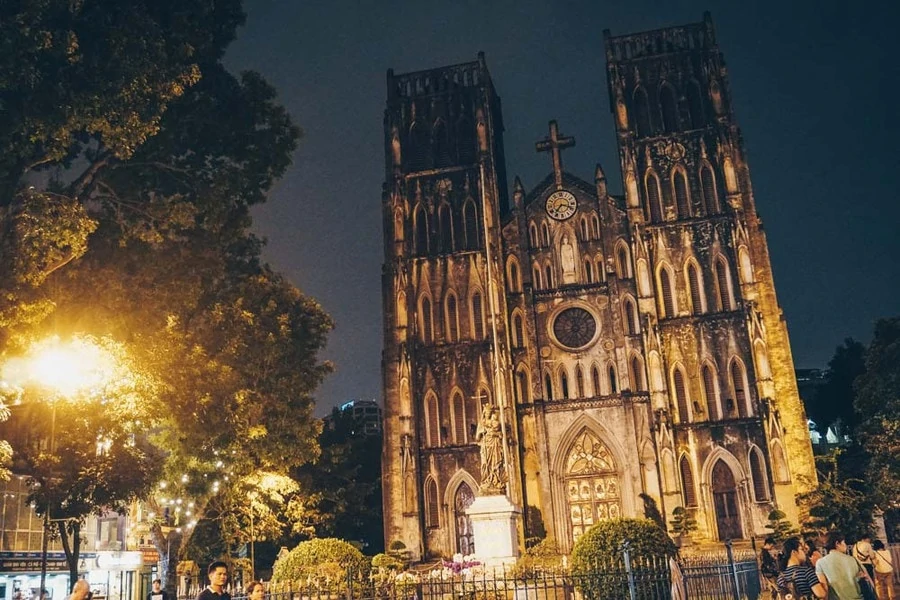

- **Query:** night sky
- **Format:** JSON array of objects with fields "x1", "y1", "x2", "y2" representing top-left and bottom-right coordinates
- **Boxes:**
[{"x1": 223, "y1": 0, "x2": 900, "y2": 415}]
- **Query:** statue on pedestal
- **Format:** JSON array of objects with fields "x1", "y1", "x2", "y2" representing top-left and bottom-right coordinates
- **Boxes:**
[{"x1": 476, "y1": 404, "x2": 505, "y2": 494}]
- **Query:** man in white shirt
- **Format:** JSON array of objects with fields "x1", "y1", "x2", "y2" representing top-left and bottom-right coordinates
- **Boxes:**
[{"x1": 816, "y1": 531, "x2": 865, "y2": 600}]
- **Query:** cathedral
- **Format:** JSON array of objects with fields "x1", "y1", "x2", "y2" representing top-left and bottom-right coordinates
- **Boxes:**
[{"x1": 380, "y1": 14, "x2": 816, "y2": 560}]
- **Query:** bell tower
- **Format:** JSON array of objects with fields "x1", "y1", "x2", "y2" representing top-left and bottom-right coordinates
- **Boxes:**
[
  {"x1": 381, "y1": 54, "x2": 519, "y2": 559},
  {"x1": 604, "y1": 14, "x2": 815, "y2": 533}
]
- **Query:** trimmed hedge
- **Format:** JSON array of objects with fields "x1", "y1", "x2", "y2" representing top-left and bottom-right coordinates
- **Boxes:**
[{"x1": 271, "y1": 538, "x2": 369, "y2": 585}]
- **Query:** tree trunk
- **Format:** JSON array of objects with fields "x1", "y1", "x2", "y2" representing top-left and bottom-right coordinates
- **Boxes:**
[
  {"x1": 151, "y1": 524, "x2": 183, "y2": 595},
  {"x1": 58, "y1": 520, "x2": 82, "y2": 592}
]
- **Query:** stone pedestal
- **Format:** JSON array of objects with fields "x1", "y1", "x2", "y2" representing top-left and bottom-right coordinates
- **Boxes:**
[{"x1": 466, "y1": 494, "x2": 521, "y2": 567}]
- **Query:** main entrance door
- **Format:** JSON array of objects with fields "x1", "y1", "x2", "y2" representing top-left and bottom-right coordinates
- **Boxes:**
[{"x1": 711, "y1": 459, "x2": 743, "y2": 540}]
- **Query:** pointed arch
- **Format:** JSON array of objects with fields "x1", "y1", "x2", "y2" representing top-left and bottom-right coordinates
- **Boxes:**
[
  {"x1": 714, "y1": 255, "x2": 735, "y2": 311},
  {"x1": 463, "y1": 199, "x2": 480, "y2": 250},
  {"x1": 672, "y1": 365, "x2": 690, "y2": 423},
  {"x1": 749, "y1": 446, "x2": 770, "y2": 502},
  {"x1": 636, "y1": 258, "x2": 651, "y2": 296},
  {"x1": 608, "y1": 362, "x2": 618, "y2": 394},
  {"x1": 649, "y1": 351, "x2": 664, "y2": 392},
  {"x1": 507, "y1": 257, "x2": 521, "y2": 292},
  {"x1": 396, "y1": 291, "x2": 408, "y2": 329},
  {"x1": 657, "y1": 263, "x2": 677, "y2": 318},
  {"x1": 418, "y1": 294, "x2": 434, "y2": 344},
  {"x1": 615, "y1": 241, "x2": 632, "y2": 278},
  {"x1": 596, "y1": 256, "x2": 606, "y2": 283},
  {"x1": 623, "y1": 296, "x2": 639, "y2": 335},
  {"x1": 532, "y1": 263, "x2": 542, "y2": 290},
  {"x1": 445, "y1": 291, "x2": 459, "y2": 342},
  {"x1": 591, "y1": 364, "x2": 602, "y2": 397},
  {"x1": 414, "y1": 204, "x2": 429, "y2": 255},
  {"x1": 738, "y1": 246, "x2": 754, "y2": 284},
  {"x1": 685, "y1": 259, "x2": 705, "y2": 314},
  {"x1": 659, "y1": 84, "x2": 679, "y2": 133},
  {"x1": 516, "y1": 365, "x2": 531, "y2": 404},
  {"x1": 580, "y1": 217, "x2": 589, "y2": 241},
  {"x1": 575, "y1": 365, "x2": 585, "y2": 398},
  {"x1": 512, "y1": 310, "x2": 526, "y2": 349},
  {"x1": 700, "y1": 162, "x2": 719, "y2": 214},
  {"x1": 544, "y1": 370, "x2": 554, "y2": 401},
  {"x1": 394, "y1": 208, "x2": 405, "y2": 242},
  {"x1": 679, "y1": 454, "x2": 698, "y2": 507},
  {"x1": 770, "y1": 439, "x2": 791, "y2": 483},
  {"x1": 408, "y1": 122, "x2": 429, "y2": 171},
  {"x1": 559, "y1": 366, "x2": 570, "y2": 399},
  {"x1": 424, "y1": 476, "x2": 439, "y2": 527},
  {"x1": 730, "y1": 358, "x2": 751, "y2": 417},
  {"x1": 584, "y1": 258, "x2": 594, "y2": 283},
  {"x1": 629, "y1": 354, "x2": 646, "y2": 392},
  {"x1": 451, "y1": 390, "x2": 466, "y2": 444},
  {"x1": 702, "y1": 363, "x2": 720, "y2": 421},
  {"x1": 591, "y1": 214, "x2": 601, "y2": 239},
  {"x1": 560, "y1": 425, "x2": 622, "y2": 543},
  {"x1": 754, "y1": 340, "x2": 771, "y2": 380},
  {"x1": 633, "y1": 87, "x2": 651, "y2": 137},
  {"x1": 687, "y1": 80, "x2": 705, "y2": 129},
  {"x1": 529, "y1": 222, "x2": 539, "y2": 248},
  {"x1": 645, "y1": 170, "x2": 664, "y2": 223},
  {"x1": 452, "y1": 479, "x2": 476, "y2": 554},
  {"x1": 438, "y1": 202, "x2": 453, "y2": 253},
  {"x1": 672, "y1": 167, "x2": 691, "y2": 219},
  {"x1": 424, "y1": 391, "x2": 440, "y2": 447},
  {"x1": 433, "y1": 119, "x2": 451, "y2": 168},
  {"x1": 541, "y1": 222, "x2": 550, "y2": 247},
  {"x1": 544, "y1": 262, "x2": 554, "y2": 289},
  {"x1": 465, "y1": 392, "x2": 479, "y2": 440},
  {"x1": 470, "y1": 289, "x2": 485, "y2": 340}
]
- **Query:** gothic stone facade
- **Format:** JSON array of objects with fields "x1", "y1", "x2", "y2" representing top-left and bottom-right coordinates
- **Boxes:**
[{"x1": 381, "y1": 14, "x2": 816, "y2": 560}]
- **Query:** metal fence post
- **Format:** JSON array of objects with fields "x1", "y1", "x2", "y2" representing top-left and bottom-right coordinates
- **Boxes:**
[
  {"x1": 725, "y1": 539, "x2": 741, "y2": 600},
  {"x1": 622, "y1": 541, "x2": 637, "y2": 600}
]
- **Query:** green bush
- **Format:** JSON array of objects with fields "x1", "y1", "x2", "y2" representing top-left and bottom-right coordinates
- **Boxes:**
[
  {"x1": 371, "y1": 553, "x2": 404, "y2": 571},
  {"x1": 571, "y1": 518, "x2": 676, "y2": 600},
  {"x1": 271, "y1": 538, "x2": 369, "y2": 587},
  {"x1": 669, "y1": 506, "x2": 698, "y2": 538},
  {"x1": 510, "y1": 538, "x2": 564, "y2": 581}
]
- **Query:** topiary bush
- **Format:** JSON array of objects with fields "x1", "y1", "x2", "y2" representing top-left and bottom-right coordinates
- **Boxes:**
[
  {"x1": 570, "y1": 518, "x2": 676, "y2": 600},
  {"x1": 271, "y1": 538, "x2": 369, "y2": 590}
]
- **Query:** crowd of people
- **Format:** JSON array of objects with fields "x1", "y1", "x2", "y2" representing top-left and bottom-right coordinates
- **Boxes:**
[{"x1": 760, "y1": 532, "x2": 894, "y2": 600}]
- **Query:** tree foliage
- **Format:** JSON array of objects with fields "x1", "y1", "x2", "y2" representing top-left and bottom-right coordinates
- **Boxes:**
[
  {"x1": 271, "y1": 538, "x2": 369, "y2": 585},
  {"x1": 797, "y1": 449, "x2": 874, "y2": 540},
  {"x1": 806, "y1": 338, "x2": 866, "y2": 434}
]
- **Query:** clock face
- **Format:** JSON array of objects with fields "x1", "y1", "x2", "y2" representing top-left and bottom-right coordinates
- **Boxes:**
[
  {"x1": 545, "y1": 190, "x2": 577, "y2": 221},
  {"x1": 553, "y1": 307, "x2": 597, "y2": 349}
]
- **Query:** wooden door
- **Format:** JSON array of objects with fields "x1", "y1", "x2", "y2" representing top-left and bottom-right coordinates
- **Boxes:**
[{"x1": 711, "y1": 460, "x2": 743, "y2": 540}]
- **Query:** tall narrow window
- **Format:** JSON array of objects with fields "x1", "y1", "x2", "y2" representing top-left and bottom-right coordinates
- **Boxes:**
[
  {"x1": 421, "y1": 297, "x2": 433, "y2": 344},
  {"x1": 425, "y1": 478, "x2": 439, "y2": 527},
  {"x1": 463, "y1": 201, "x2": 479, "y2": 250},
  {"x1": 608, "y1": 364, "x2": 618, "y2": 394},
  {"x1": 679, "y1": 456, "x2": 697, "y2": 507},
  {"x1": 580, "y1": 218, "x2": 589, "y2": 241},
  {"x1": 701, "y1": 164, "x2": 718, "y2": 214},
  {"x1": 624, "y1": 297, "x2": 638, "y2": 335},
  {"x1": 529, "y1": 224, "x2": 538, "y2": 248},
  {"x1": 673, "y1": 170, "x2": 691, "y2": 219},
  {"x1": 561, "y1": 370, "x2": 570, "y2": 399},
  {"x1": 715, "y1": 257, "x2": 733, "y2": 311},
  {"x1": 415, "y1": 206, "x2": 428, "y2": 255},
  {"x1": 731, "y1": 360, "x2": 748, "y2": 417},
  {"x1": 616, "y1": 245, "x2": 630, "y2": 278},
  {"x1": 509, "y1": 262, "x2": 520, "y2": 292},
  {"x1": 687, "y1": 263, "x2": 703, "y2": 314},
  {"x1": 466, "y1": 393, "x2": 479, "y2": 440},
  {"x1": 452, "y1": 392, "x2": 466, "y2": 444},
  {"x1": 439, "y1": 204, "x2": 453, "y2": 253},
  {"x1": 575, "y1": 367, "x2": 585, "y2": 398},
  {"x1": 513, "y1": 314, "x2": 525, "y2": 348},
  {"x1": 545, "y1": 265, "x2": 553, "y2": 289},
  {"x1": 471, "y1": 292, "x2": 484, "y2": 339},
  {"x1": 687, "y1": 81, "x2": 704, "y2": 129},
  {"x1": 446, "y1": 295, "x2": 458, "y2": 342},
  {"x1": 660, "y1": 268, "x2": 676, "y2": 317},
  {"x1": 544, "y1": 372, "x2": 553, "y2": 401},
  {"x1": 454, "y1": 483, "x2": 475, "y2": 554},
  {"x1": 702, "y1": 365, "x2": 718, "y2": 420},
  {"x1": 532, "y1": 266, "x2": 542, "y2": 290},
  {"x1": 541, "y1": 222, "x2": 550, "y2": 247},
  {"x1": 633, "y1": 88, "x2": 651, "y2": 137},
  {"x1": 674, "y1": 368, "x2": 689, "y2": 423},
  {"x1": 585, "y1": 259, "x2": 594, "y2": 283},
  {"x1": 591, "y1": 215, "x2": 601, "y2": 239},
  {"x1": 517, "y1": 370, "x2": 530, "y2": 403},
  {"x1": 426, "y1": 394, "x2": 440, "y2": 447},
  {"x1": 660, "y1": 85, "x2": 679, "y2": 133},
  {"x1": 750, "y1": 448, "x2": 769, "y2": 502},
  {"x1": 592, "y1": 366, "x2": 602, "y2": 397},
  {"x1": 646, "y1": 172, "x2": 663, "y2": 222},
  {"x1": 631, "y1": 356, "x2": 645, "y2": 391}
]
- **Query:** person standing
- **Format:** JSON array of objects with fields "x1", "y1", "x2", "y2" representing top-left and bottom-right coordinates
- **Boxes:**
[
  {"x1": 871, "y1": 540, "x2": 894, "y2": 600},
  {"x1": 147, "y1": 580, "x2": 169, "y2": 600},
  {"x1": 816, "y1": 531, "x2": 866, "y2": 600},
  {"x1": 196, "y1": 562, "x2": 230, "y2": 600},
  {"x1": 777, "y1": 537, "x2": 826, "y2": 599},
  {"x1": 854, "y1": 535, "x2": 875, "y2": 582}
]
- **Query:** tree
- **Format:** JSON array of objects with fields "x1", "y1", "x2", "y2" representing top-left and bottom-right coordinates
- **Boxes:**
[
  {"x1": 853, "y1": 317, "x2": 900, "y2": 510},
  {"x1": 765, "y1": 509, "x2": 799, "y2": 544},
  {"x1": 797, "y1": 449, "x2": 874, "y2": 540},
  {"x1": 669, "y1": 507, "x2": 698, "y2": 541},
  {"x1": 807, "y1": 338, "x2": 866, "y2": 435}
]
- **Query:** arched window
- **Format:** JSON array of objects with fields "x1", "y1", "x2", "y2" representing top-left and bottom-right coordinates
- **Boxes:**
[
  {"x1": 715, "y1": 256, "x2": 733, "y2": 311},
  {"x1": 575, "y1": 366, "x2": 585, "y2": 398},
  {"x1": 673, "y1": 169, "x2": 691, "y2": 219},
  {"x1": 580, "y1": 218, "x2": 589, "y2": 241},
  {"x1": 466, "y1": 392, "x2": 479, "y2": 439},
  {"x1": 438, "y1": 204, "x2": 453, "y2": 253},
  {"x1": 541, "y1": 222, "x2": 550, "y2": 247},
  {"x1": 508, "y1": 260, "x2": 520, "y2": 292},
  {"x1": 623, "y1": 297, "x2": 639, "y2": 335},
  {"x1": 687, "y1": 81, "x2": 704, "y2": 129},
  {"x1": 564, "y1": 430, "x2": 621, "y2": 543},
  {"x1": 597, "y1": 257, "x2": 606, "y2": 282},
  {"x1": 679, "y1": 456, "x2": 697, "y2": 507},
  {"x1": 545, "y1": 264, "x2": 553, "y2": 289},
  {"x1": 454, "y1": 482, "x2": 475, "y2": 554},
  {"x1": 731, "y1": 360, "x2": 749, "y2": 417},
  {"x1": 687, "y1": 262, "x2": 704, "y2": 314},
  {"x1": 408, "y1": 123, "x2": 429, "y2": 171},
  {"x1": 544, "y1": 371, "x2": 554, "y2": 401},
  {"x1": 420, "y1": 296, "x2": 433, "y2": 343},
  {"x1": 445, "y1": 294, "x2": 459, "y2": 342},
  {"x1": 452, "y1": 391, "x2": 466, "y2": 444},
  {"x1": 630, "y1": 356, "x2": 645, "y2": 391},
  {"x1": 584, "y1": 259, "x2": 594, "y2": 283},
  {"x1": 591, "y1": 366, "x2": 602, "y2": 397},
  {"x1": 529, "y1": 223, "x2": 539, "y2": 248},
  {"x1": 616, "y1": 244, "x2": 631, "y2": 278},
  {"x1": 414, "y1": 205, "x2": 428, "y2": 255},
  {"x1": 700, "y1": 163, "x2": 718, "y2": 214},
  {"x1": 702, "y1": 364, "x2": 719, "y2": 420},
  {"x1": 532, "y1": 265, "x2": 542, "y2": 290},
  {"x1": 513, "y1": 313, "x2": 525, "y2": 348},
  {"x1": 396, "y1": 291, "x2": 408, "y2": 329},
  {"x1": 517, "y1": 369, "x2": 530, "y2": 404},
  {"x1": 433, "y1": 120, "x2": 451, "y2": 168},
  {"x1": 608, "y1": 364, "x2": 618, "y2": 394},
  {"x1": 660, "y1": 267, "x2": 676, "y2": 318},
  {"x1": 633, "y1": 88, "x2": 651, "y2": 137},
  {"x1": 471, "y1": 291, "x2": 484, "y2": 340},
  {"x1": 660, "y1": 85, "x2": 679, "y2": 133},
  {"x1": 646, "y1": 171, "x2": 663, "y2": 223},
  {"x1": 424, "y1": 478, "x2": 439, "y2": 527},
  {"x1": 560, "y1": 369, "x2": 570, "y2": 399},
  {"x1": 750, "y1": 447, "x2": 770, "y2": 502},
  {"x1": 463, "y1": 200, "x2": 479, "y2": 250},
  {"x1": 426, "y1": 393, "x2": 440, "y2": 447},
  {"x1": 673, "y1": 367, "x2": 690, "y2": 423},
  {"x1": 591, "y1": 215, "x2": 601, "y2": 239}
]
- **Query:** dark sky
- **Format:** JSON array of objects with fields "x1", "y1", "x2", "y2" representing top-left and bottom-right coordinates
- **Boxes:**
[{"x1": 224, "y1": 0, "x2": 900, "y2": 415}]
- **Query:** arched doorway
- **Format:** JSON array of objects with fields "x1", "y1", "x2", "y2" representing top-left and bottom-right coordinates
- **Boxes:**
[
  {"x1": 565, "y1": 430, "x2": 621, "y2": 543},
  {"x1": 454, "y1": 482, "x2": 475, "y2": 555},
  {"x1": 711, "y1": 459, "x2": 743, "y2": 540}
]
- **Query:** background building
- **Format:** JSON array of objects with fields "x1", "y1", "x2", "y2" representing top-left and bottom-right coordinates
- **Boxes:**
[{"x1": 380, "y1": 14, "x2": 816, "y2": 560}]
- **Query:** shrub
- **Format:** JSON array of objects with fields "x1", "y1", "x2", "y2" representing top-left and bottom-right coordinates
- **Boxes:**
[
  {"x1": 669, "y1": 506, "x2": 698, "y2": 538},
  {"x1": 571, "y1": 518, "x2": 676, "y2": 600},
  {"x1": 510, "y1": 538, "x2": 564, "y2": 581},
  {"x1": 766, "y1": 509, "x2": 799, "y2": 544},
  {"x1": 271, "y1": 538, "x2": 369, "y2": 588},
  {"x1": 371, "y1": 553, "x2": 404, "y2": 571}
]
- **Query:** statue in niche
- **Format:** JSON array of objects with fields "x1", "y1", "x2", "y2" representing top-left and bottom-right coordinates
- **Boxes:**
[
  {"x1": 560, "y1": 235, "x2": 577, "y2": 283},
  {"x1": 476, "y1": 404, "x2": 505, "y2": 494}
]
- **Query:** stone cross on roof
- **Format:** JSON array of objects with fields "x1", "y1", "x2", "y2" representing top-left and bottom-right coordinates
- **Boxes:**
[{"x1": 535, "y1": 120, "x2": 576, "y2": 189}]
